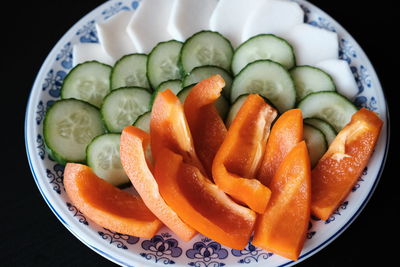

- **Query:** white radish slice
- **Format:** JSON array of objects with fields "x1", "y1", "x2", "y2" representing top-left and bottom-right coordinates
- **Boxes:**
[
  {"x1": 96, "y1": 11, "x2": 137, "y2": 60},
  {"x1": 72, "y1": 43, "x2": 114, "y2": 67},
  {"x1": 286, "y1": 23, "x2": 339, "y2": 65},
  {"x1": 168, "y1": 0, "x2": 218, "y2": 41},
  {"x1": 126, "y1": 0, "x2": 175, "y2": 53},
  {"x1": 316, "y1": 59, "x2": 359, "y2": 100},
  {"x1": 210, "y1": 0, "x2": 264, "y2": 48},
  {"x1": 242, "y1": 0, "x2": 304, "y2": 42}
]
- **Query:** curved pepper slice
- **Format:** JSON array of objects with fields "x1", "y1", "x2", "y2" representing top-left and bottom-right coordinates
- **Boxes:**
[
  {"x1": 64, "y1": 163, "x2": 163, "y2": 238},
  {"x1": 120, "y1": 126, "x2": 197, "y2": 241},
  {"x1": 184, "y1": 75, "x2": 227, "y2": 177},
  {"x1": 253, "y1": 141, "x2": 311, "y2": 261},
  {"x1": 212, "y1": 94, "x2": 277, "y2": 214},
  {"x1": 151, "y1": 89, "x2": 205, "y2": 174},
  {"x1": 257, "y1": 109, "x2": 303, "y2": 186},
  {"x1": 311, "y1": 108, "x2": 383, "y2": 220},
  {"x1": 154, "y1": 147, "x2": 256, "y2": 249}
]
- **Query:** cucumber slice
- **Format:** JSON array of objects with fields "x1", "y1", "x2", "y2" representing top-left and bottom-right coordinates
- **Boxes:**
[
  {"x1": 61, "y1": 61, "x2": 112, "y2": 108},
  {"x1": 298, "y1": 91, "x2": 357, "y2": 132},
  {"x1": 150, "y1": 79, "x2": 183, "y2": 106},
  {"x1": 182, "y1": 65, "x2": 233, "y2": 98},
  {"x1": 133, "y1": 111, "x2": 151, "y2": 133},
  {"x1": 147, "y1": 40, "x2": 183, "y2": 89},
  {"x1": 156, "y1": 79, "x2": 183, "y2": 95},
  {"x1": 303, "y1": 123, "x2": 328, "y2": 167},
  {"x1": 101, "y1": 87, "x2": 151, "y2": 133},
  {"x1": 86, "y1": 133, "x2": 129, "y2": 186},
  {"x1": 230, "y1": 60, "x2": 296, "y2": 113},
  {"x1": 225, "y1": 94, "x2": 248, "y2": 129},
  {"x1": 214, "y1": 95, "x2": 230, "y2": 120},
  {"x1": 232, "y1": 34, "x2": 296, "y2": 75},
  {"x1": 304, "y1": 118, "x2": 337, "y2": 145},
  {"x1": 180, "y1": 31, "x2": 234, "y2": 74},
  {"x1": 290, "y1": 65, "x2": 336, "y2": 102},
  {"x1": 176, "y1": 85, "x2": 193, "y2": 103},
  {"x1": 43, "y1": 99, "x2": 105, "y2": 165},
  {"x1": 110, "y1": 53, "x2": 150, "y2": 90},
  {"x1": 177, "y1": 85, "x2": 229, "y2": 120}
]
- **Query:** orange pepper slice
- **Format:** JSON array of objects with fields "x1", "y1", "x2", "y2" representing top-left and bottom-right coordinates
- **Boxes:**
[
  {"x1": 64, "y1": 163, "x2": 163, "y2": 238},
  {"x1": 150, "y1": 89, "x2": 205, "y2": 175},
  {"x1": 311, "y1": 108, "x2": 383, "y2": 220},
  {"x1": 257, "y1": 109, "x2": 303, "y2": 186},
  {"x1": 154, "y1": 147, "x2": 256, "y2": 249},
  {"x1": 184, "y1": 74, "x2": 227, "y2": 178},
  {"x1": 212, "y1": 94, "x2": 277, "y2": 214},
  {"x1": 253, "y1": 141, "x2": 311, "y2": 261},
  {"x1": 120, "y1": 126, "x2": 197, "y2": 241}
]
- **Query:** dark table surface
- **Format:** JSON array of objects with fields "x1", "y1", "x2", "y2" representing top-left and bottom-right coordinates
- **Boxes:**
[{"x1": 4, "y1": 0, "x2": 397, "y2": 266}]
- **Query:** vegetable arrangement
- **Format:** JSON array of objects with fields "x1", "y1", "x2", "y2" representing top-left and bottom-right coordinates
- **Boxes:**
[{"x1": 43, "y1": 29, "x2": 382, "y2": 261}]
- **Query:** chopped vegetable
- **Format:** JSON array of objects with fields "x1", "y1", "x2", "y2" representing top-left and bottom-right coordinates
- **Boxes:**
[
  {"x1": 230, "y1": 60, "x2": 296, "y2": 113},
  {"x1": 303, "y1": 123, "x2": 328, "y2": 167},
  {"x1": 257, "y1": 109, "x2": 303, "y2": 186},
  {"x1": 120, "y1": 126, "x2": 197, "y2": 241},
  {"x1": 182, "y1": 65, "x2": 233, "y2": 98},
  {"x1": 86, "y1": 133, "x2": 129, "y2": 186},
  {"x1": 64, "y1": 163, "x2": 163, "y2": 238},
  {"x1": 44, "y1": 99, "x2": 106, "y2": 165},
  {"x1": 101, "y1": 87, "x2": 151, "y2": 133},
  {"x1": 150, "y1": 89, "x2": 205, "y2": 175},
  {"x1": 147, "y1": 40, "x2": 183, "y2": 88},
  {"x1": 110, "y1": 53, "x2": 150, "y2": 90},
  {"x1": 253, "y1": 141, "x2": 311, "y2": 261},
  {"x1": 311, "y1": 108, "x2": 383, "y2": 220},
  {"x1": 154, "y1": 147, "x2": 256, "y2": 249},
  {"x1": 61, "y1": 61, "x2": 112, "y2": 108},
  {"x1": 212, "y1": 94, "x2": 277, "y2": 213},
  {"x1": 183, "y1": 75, "x2": 227, "y2": 177}
]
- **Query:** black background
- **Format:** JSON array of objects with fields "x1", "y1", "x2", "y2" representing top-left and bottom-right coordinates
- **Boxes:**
[{"x1": 3, "y1": 0, "x2": 397, "y2": 266}]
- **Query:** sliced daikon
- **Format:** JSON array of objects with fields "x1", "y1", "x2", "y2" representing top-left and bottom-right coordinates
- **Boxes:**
[
  {"x1": 242, "y1": 0, "x2": 304, "y2": 42},
  {"x1": 72, "y1": 43, "x2": 114, "y2": 67},
  {"x1": 316, "y1": 59, "x2": 359, "y2": 100},
  {"x1": 209, "y1": 0, "x2": 264, "y2": 48},
  {"x1": 168, "y1": 0, "x2": 218, "y2": 41},
  {"x1": 96, "y1": 11, "x2": 137, "y2": 60},
  {"x1": 286, "y1": 23, "x2": 338, "y2": 65},
  {"x1": 126, "y1": 0, "x2": 174, "y2": 53}
]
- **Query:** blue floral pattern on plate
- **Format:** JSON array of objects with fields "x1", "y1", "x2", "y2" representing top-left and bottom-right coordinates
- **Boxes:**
[
  {"x1": 186, "y1": 237, "x2": 228, "y2": 267},
  {"x1": 99, "y1": 228, "x2": 140, "y2": 249},
  {"x1": 66, "y1": 202, "x2": 89, "y2": 225},
  {"x1": 231, "y1": 238, "x2": 273, "y2": 264},
  {"x1": 25, "y1": 0, "x2": 389, "y2": 266},
  {"x1": 76, "y1": 20, "x2": 98, "y2": 43},
  {"x1": 140, "y1": 233, "x2": 182, "y2": 264},
  {"x1": 46, "y1": 164, "x2": 64, "y2": 194}
]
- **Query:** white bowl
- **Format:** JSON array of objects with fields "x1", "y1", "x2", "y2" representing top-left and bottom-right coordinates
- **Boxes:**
[{"x1": 25, "y1": 0, "x2": 389, "y2": 266}]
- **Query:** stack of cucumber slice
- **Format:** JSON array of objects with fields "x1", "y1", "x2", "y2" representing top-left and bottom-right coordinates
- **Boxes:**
[{"x1": 43, "y1": 30, "x2": 358, "y2": 186}]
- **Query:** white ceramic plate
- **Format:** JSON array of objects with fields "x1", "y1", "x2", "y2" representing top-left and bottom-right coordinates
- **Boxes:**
[{"x1": 25, "y1": 0, "x2": 389, "y2": 266}]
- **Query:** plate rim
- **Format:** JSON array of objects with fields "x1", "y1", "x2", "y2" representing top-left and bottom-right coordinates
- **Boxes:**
[{"x1": 24, "y1": 0, "x2": 391, "y2": 266}]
